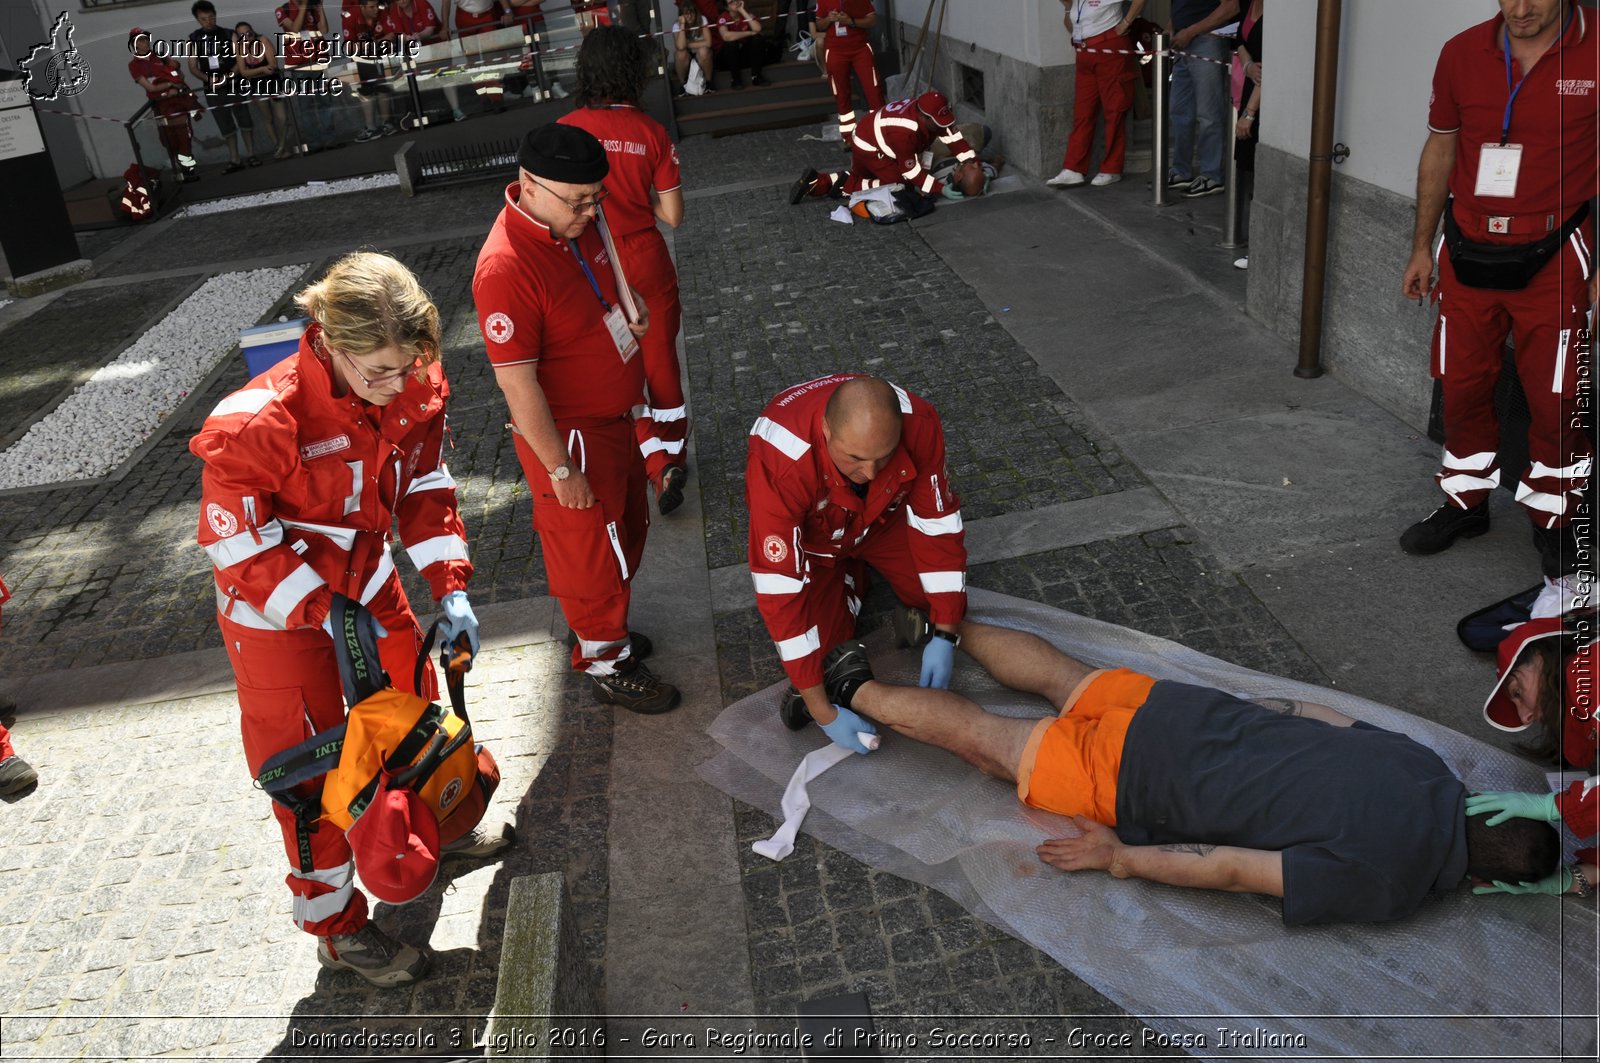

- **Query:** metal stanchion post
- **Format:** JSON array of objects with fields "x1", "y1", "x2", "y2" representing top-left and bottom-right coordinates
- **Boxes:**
[
  {"x1": 1152, "y1": 32, "x2": 1169, "y2": 207},
  {"x1": 1222, "y1": 101, "x2": 1243, "y2": 247}
]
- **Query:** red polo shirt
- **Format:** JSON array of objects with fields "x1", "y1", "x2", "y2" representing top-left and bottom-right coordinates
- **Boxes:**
[
  {"x1": 380, "y1": 0, "x2": 443, "y2": 41},
  {"x1": 557, "y1": 105, "x2": 681, "y2": 238},
  {"x1": 814, "y1": 0, "x2": 875, "y2": 54},
  {"x1": 473, "y1": 183, "x2": 645, "y2": 422},
  {"x1": 1428, "y1": 5, "x2": 1600, "y2": 221}
]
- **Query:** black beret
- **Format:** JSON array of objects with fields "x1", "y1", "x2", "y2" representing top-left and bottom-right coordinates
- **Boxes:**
[{"x1": 518, "y1": 124, "x2": 608, "y2": 183}]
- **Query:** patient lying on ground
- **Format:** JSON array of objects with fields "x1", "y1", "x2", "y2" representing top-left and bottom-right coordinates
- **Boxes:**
[{"x1": 815, "y1": 615, "x2": 1559, "y2": 925}]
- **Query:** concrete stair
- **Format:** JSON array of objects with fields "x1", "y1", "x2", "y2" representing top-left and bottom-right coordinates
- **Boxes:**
[{"x1": 673, "y1": 58, "x2": 835, "y2": 138}]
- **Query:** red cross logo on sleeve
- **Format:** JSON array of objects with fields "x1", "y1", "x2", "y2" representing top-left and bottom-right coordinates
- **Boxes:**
[{"x1": 485, "y1": 311, "x2": 515, "y2": 344}]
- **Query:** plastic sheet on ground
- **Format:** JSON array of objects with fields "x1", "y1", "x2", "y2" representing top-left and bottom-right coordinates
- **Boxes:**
[{"x1": 699, "y1": 588, "x2": 1598, "y2": 1062}]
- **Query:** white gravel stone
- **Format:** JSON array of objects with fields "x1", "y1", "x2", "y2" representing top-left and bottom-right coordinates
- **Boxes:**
[
  {"x1": 0, "y1": 264, "x2": 307, "y2": 489},
  {"x1": 174, "y1": 173, "x2": 401, "y2": 218}
]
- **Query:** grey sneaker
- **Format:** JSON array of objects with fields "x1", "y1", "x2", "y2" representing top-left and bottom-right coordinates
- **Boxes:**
[
  {"x1": 0, "y1": 756, "x2": 38, "y2": 797},
  {"x1": 317, "y1": 923, "x2": 430, "y2": 988},
  {"x1": 441, "y1": 821, "x2": 514, "y2": 859},
  {"x1": 1184, "y1": 176, "x2": 1225, "y2": 197}
]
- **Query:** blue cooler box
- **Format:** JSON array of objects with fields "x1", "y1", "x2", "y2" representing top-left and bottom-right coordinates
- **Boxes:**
[{"x1": 240, "y1": 318, "x2": 308, "y2": 379}]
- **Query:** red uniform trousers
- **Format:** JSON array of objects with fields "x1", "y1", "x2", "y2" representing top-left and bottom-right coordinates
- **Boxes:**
[
  {"x1": 619, "y1": 228, "x2": 688, "y2": 485},
  {"x1": 818, "y1": 142, "x2": 907, "y2": 197},
  {"x1": 153, "y1": 96, "x2": 196, "y2": 161},
  {"x1": 810, "y1": 516, "x2": 940, "y2": 657},
  {"x1": 0, "y1": 722, "x2": 13, "y2": 763},
  {"x1": 223, "y1": 575, "x2": 436, "y2": 937},
  {"x1": 1063, "y1": 30, "x2": 1137, "y2": 176},
  {"x1": 1431, "y1": 220, "x2": 1594, "y2": 529},
  {"x1": 824, "y1": 42, "x2": 881, "y2": 137},
  {"x1": 514, "y1": 416, "x2": 648, "y2": 675}
]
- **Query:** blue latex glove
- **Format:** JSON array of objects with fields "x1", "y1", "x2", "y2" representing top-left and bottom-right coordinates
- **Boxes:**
[
  {"x1": 438, "y1": 589, "x2": 480, "y2": 660},
  {"x1": 1465, "y1": 790, "x2": 1561, "y2": 826},
  {"x1": 1472, "y1": 867, "x2": 1574, "y2": 896},
  {"x1": 819, "y1": 705, "x2": 878, "y2": 755},
  {"x1": 941, "y1": 184, "x2": 965, "y2": 200},
  {"x1": 920, "y1": 636, "x2": 955, "y2": 689}
]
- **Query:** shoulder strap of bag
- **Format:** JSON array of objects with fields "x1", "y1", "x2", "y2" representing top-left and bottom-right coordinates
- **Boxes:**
[{"x1": 331, "y1": 593, "x2": 390, "y2": 708}]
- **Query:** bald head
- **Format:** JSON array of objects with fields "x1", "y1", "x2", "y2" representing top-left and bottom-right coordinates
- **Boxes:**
[{"x1": 823, "y1": 377, "x2": 903, "y2": 484}]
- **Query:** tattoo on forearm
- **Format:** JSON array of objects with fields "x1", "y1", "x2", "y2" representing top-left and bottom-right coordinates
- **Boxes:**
[
  {"x1": 1253, "y1": 697, "x2": 1302, "y2": 717},
  {"x1": 1158, "y1": 843, "x2": 1217, "y2": 857}
]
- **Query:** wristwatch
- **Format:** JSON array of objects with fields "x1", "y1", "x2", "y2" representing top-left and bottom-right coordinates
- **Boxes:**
[
  {"x1": 550, "y1": 459, "x2": 573, "y2": 482},
  {"x1": 933, "y1": 629, "x2": 961, "y2": 648}
]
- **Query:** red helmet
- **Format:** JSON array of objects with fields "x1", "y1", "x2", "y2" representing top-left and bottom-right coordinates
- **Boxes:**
[{"x1": 915, "y1": 89, "x2": 955, "y2": 127}]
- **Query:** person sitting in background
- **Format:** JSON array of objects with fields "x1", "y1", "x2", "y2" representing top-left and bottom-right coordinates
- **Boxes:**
[
  {"x1": 453, "y1": 0, "x2": 513, "y2": 113},
  {"x1": 716, "y1": 0, "x2": 770, "y2": 88},
  {"x1": 816, "y1": 617, "x2": 1565, "y2": 924},
  {"x1": 673, "y1": 0, "x2": 717, "y2": 93},
  {"x1": 345, "y1": 0, "x2": 399, "y2": 142},
  {"x1": 381, "y1": 0, "x2": 468, "y2": 122},
  {"x1": 573, "y1": 0, "x2": 613, "y2": 35},
  {"x1": 235, "y1": 21, "x2": 293, "y2": 159},
  {"x1": 127, "y1": 28, "x2": 202, "y2": 182},
  {"x1": 276, "y1": 0, "x2": 336, "y2": 151}
]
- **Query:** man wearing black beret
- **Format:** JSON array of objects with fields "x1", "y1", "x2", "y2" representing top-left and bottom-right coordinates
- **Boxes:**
[{"x1": 473, "y1": 123, "x2": 680, "y2": 714}]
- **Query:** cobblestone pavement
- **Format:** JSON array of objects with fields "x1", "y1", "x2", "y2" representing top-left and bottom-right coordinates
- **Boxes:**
[
  {"x1": 677, "y1": 126, "x2": 842, "y2": 191},
  {"x1": 680, "y1": 181, "x2": 1141, "y2": 570}
]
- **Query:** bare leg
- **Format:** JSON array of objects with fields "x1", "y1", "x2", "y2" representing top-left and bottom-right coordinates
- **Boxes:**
[
  {"x1": 851, "y1": 682, "x2": 1036, "y2": 783},
  {"x1": 955, "y1": 620, "x2": 1098, "y2": 710}
]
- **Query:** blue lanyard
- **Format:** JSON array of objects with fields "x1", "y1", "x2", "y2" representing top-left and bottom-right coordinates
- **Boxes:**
[
  {"x1": 566, "y1": 240, "x2": 612, "y2": 313},
  {"x1": 1502, "y1": 4, "x2": 1576, "y2": 144}
]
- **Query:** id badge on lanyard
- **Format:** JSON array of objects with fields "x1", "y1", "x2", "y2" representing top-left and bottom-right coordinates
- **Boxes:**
[
  {"x1": 1481, "y1": 8, "x2": 1572, "y2": 199},
  {"x1": 570, "y1": 240, "x2": 638, "y2": 363},
  {"x1": 835, "y1": 21, "x2": 849, "y2": 35}
]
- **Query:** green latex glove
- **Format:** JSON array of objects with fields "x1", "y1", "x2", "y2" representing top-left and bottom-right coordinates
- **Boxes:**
[
  {"x1": 1473, "y1": 867, "x2": 1574, "y2": 896},
  {"x1": 941, "y1": 184, "x2": 964, "y2": 200},
  {"x1": 1465, "y1": 790, "x2": 1561, "y2": 826}
]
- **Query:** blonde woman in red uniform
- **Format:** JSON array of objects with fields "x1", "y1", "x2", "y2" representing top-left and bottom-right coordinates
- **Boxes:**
[{"x1": 559, "y1": 25, "x2": 691, "y2": 515}]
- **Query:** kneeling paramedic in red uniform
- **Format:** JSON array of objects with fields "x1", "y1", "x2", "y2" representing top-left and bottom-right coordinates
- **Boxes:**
[
  {"x1": 789, "y1": 91, "x2": 982, "y2": 206},
  {"x1": 191, "y1": 252, "x2": 509, "y2": 988},
  {"x1": 747, "y1": 374, "x2": 968, "y2": 754},
  {"x1": 473, "y1": 123, "x2": 682, "y2": 715}
]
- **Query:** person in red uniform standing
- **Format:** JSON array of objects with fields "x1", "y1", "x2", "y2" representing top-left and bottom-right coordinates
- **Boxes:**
[
  {"x1": 473, "y1": 124, "x2": 681, "y2": 714},
  {"x1": 191, "y1": 252, "x2": 509, "y2": 988},
  {"x1": 127, "y1": 28, "x2": 201, "y2": 180},
  {"x1": 789, "y1": 90, "x2": 981, "y2": 203},
  {"x1": 560, "y1": 27, "x2": 690, "y2": 516},
  {"x1": 1047, "y1": 0, "x2": 1146, "y2": 188},
  {"x1": 747, "y1": 375, "x2": 967, "y2": 752},
  {"x1": 1464, "y1": 615, "x2": 1599, "y2": 899},
  {"x1": 811, "y1": 0, "x2": 882, "y2": 140},
  {"x1": 1399, "y1": 0, "x2": 1599, "y2": 618}
]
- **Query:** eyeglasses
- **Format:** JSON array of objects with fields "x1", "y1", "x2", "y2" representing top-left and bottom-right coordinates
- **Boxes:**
[
  {"x1": 336, "y1": 347, "x2": 418, "y2": 388},
  {"x1": 529, "y1": 177, "x2": 608, "y2": 215}
]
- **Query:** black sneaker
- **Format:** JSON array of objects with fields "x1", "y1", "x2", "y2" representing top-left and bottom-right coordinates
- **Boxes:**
[
  {"x1": 566, "y1": 629, "x2": 653, "y2": 661},
  {"x1": 1184, "y1": 176, "x2": 1225, "y2": 197},
  {"x1": 822, "y1": 640, "x2": 874, "y2": 710},
  {"x1": 317, "y1": 923, "x2": 429, "y2": 988},
  {"x1": 779, "y1": 686, "x2": 812, "y2": 731},
  {"x1": 730, "y1": 74, "x2": 746, "y2": 89},
  {"x1": 590, "y1": 657, "x2": 680, "y2": 714},
  {"x1": 657, "y1": 465, "x2": 688, "y2": 516},
  {"x1": 1399, "y1": 500, "x2": 1490, "y2": 555},
  {"x1": 752, "y1": 73, "x2": 771, "y2": 86},
  {"x1": 0, "y1": 756, "x2": 38, "y2": 797},
  {"x1": 789, "y1": 166, "x2": 819, "y2": 205},
  {"x1": 891, "y1": 604, "x2": 932, "y2": 649},
  {"x1": 1166, "y1": 171, "x2": 1193, "y2": 189}
]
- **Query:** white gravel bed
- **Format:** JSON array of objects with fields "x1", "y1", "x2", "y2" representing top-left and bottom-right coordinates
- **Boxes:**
[
  {"x1": 0, "y1": 264, "x2": 307, "y2": 489},
  {"x1": 175, "y1": 173, "x2": 401, "y2": 218}
]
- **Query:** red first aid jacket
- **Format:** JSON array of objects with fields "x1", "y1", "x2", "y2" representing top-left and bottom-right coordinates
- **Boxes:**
[
  {"x1": 747, "y1": 374, "x2": 966, "y2": 689},
  {"x1": 189, "y1": 330, "x2": 472, "y2": 633},
  {"x1": 854, "y1": 97, "x2": 975, "y2": 196}
]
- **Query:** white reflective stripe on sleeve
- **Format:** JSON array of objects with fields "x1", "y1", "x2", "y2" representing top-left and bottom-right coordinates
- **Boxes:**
[
  {"x1": 918, "y1": 570, "x2": 966, "y2": 595},
  {"x1": 606, "y1": 520, "x2": 631, "y2": 581},
  {"x1": 917, "y1": 172, "x2": 937, "y2": 194},
  {"x1": 938, "y1": 130, "x2": 963, "y2": 144},
  {"x1": 205, "y1": 519, "x2": 284, "y2": 568},
  {"x1": 404, "y1": 464, "x2": 457, "y2": 497},
  {"x1": 407, "y1": 534, "x2": 470, "y2": 571},
  {"x1": 1442, "y1": 449, "x2": 1497, "y2": 471},
  {"x1": 342, "y1": 460, "x2": 364, "y2": 517},
  {"x1": 888, "y1": 381, "x2": 912, "y2": 413},
  {"x1": 1554, "y1": 329, "x2": 1571, "y2": 393},
  {"x1": 263, "y1": 563, "x2": 326, "y2": 628},
  {"x1": 752, "y1": 572, "x2": 805, "y2": 595},
  {"x1": 651, "y1": 405, "x2": 689, "y2": 423},
  {"x1": 1582, "y1": 776, "x2": 1599, "y2": 799},
  {"x1": 216, "y1": 586, "x2": 280, "y2": 630},
  {"x1": 956, "y1": 148, "x2": 976, "y2": 162},
  {"x1": 209, "y1": 388, "x2": 275, "y2": 419},
  {"x1": 1570, "y1": 231, "x2": 1591, "y2": 280},
  {"x1": 639, "y1": 437, "x2": 687, "y2": 457},
  {"x1": 359, "y1": 542, "x2": 395, "y2": 604},
  {"x1": 1527, "y1": 457, "x2": 1594, "y2": 481},
  {"x1": 1513, "y1": 484, "x2": 1571, "y2": 517},
  {"x1": 290, "y1": 862, "x2": 356, "y2": 929},
  {"x1": 278, "y1": 518, "x2": 358, "y2": 551},
  {"x1": 906, "y1": 508, "x2": 964, "y2": 536},
  {"x1": 776, "y1": 625, "x2": 821, "y2": 661},
  {"x1": 750, "y1": 416, "x2": 812, "y2": 460}
]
